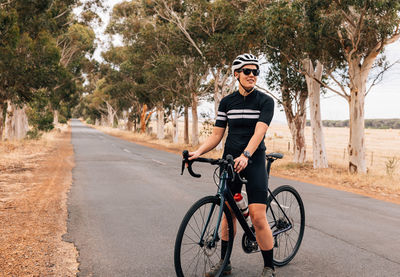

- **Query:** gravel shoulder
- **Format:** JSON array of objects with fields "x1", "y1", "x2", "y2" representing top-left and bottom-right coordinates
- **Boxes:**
[{"x1": 0, "y1": 126, "x2": 78, "y2": 276}]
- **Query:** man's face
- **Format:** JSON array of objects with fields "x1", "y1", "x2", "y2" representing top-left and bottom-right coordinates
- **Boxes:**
[{"x1": 235, "y1": 64, "x2": 258, "y2": 89}]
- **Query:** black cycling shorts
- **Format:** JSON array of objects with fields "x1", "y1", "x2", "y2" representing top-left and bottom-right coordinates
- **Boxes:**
[{"x1": 223, "y1": 149, "x2": 268, "y2": 205}]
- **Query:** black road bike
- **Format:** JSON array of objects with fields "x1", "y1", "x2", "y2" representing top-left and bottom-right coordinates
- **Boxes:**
[{"x1": 174, "y1": 151, "x2": 305, "y2": 277}]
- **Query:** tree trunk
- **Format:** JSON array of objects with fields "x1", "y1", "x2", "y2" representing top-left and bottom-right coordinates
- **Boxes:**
[
  {"x1": 303, "y1": 59, "x2": 328, "y2": 168},
  {"x1": 106, "y1": 102, "x2": 114, "y2": 127},
  {"x1": 139, "y1": 104, "x2": 153, "y2": 133},
  {"x1": 100, "y1": 114, "x2": 106, "y2": 126},
  {"x1": 347, "y1": 58, "x2": 369, "y2": 173},
  {"x1": 191, "y1": 92, "x2": 199, "y2": 146},
  {"x1": 282, "y1": 90, "x2": 307, "y2": 163},
  {"x1": 156, "y1": 102, "x2": 165, "y2": 140},
  {"x1": 4, "y1": 101, "x2": 29, "y2": 140},
  {"x1": 95, "y1": 118, "x2": 100, "y2": 126},
  {"x1": 121, "y1": 110, "x2": 128, "y2": 130},
  {"x1": 4, "y1": 101, "x2": 13, "y2": 140},
  {"x1": 0, "y1": 102, "x2": 4, "y2": 141},
  {"x1": 127, "y1": 110, "x2": 133, "y2": 131},
  {"x1": 184, "y1": 105, "x2": 189, "y2": 144},
  {"x1": 286, "y1": 112, "x2": 307, "y2": 163},
  {"x1": 213, "y1": 69, "x2": 235, "y2": 151},
  {"x1": 53, "y1": 110, "x2": 59, "y2": 125},
  {"x1": 140, "y1": 104, "x2": 148, "y2": 133},
  {"x1": 173, "y1": 106, "x2": 179, "y2": 144}
]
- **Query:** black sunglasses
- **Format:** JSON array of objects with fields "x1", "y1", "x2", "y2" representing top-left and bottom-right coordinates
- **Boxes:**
[{"x1": 238, "y1": 68, "x2": 260, "y2": 76}]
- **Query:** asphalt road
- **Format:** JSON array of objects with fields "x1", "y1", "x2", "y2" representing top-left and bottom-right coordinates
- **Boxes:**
[{"x1": 66, "y1": 119, "x2": 400, "y2": 277}]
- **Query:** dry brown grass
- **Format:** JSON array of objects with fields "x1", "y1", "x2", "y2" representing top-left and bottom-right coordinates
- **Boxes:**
[
  {"x1": 0, "y1": 125, "x2": 78, "y2": 276},
  {"x1": 91, "y1": 121, "x2": 400, "y2": 205}
]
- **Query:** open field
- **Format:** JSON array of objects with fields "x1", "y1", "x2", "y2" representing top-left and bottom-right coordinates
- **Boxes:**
[
  {"x1": 0, "y1": 125, "x2": 78, "y2": 276},
  {"x1": 93, "y1": 120, "x2": 400, "y2": 205},
  {"x1": 266, "y1": 124, "x2": 400, "y2": 175}
]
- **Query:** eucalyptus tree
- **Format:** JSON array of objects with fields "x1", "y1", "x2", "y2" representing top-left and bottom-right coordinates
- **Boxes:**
[
  {"x1": 318, "y1": 0, "x2": 400, "y2": 173},
  {"x1": 52, "y1": 23, "x2": 96, "y2": 124},
  {"x1": 0, "y1": 0, "x2": 98, "y2": 139},
  {"x1": 242, "y1": 0, "x2": 342, "y2": 166},
  {"x1": 148, "y1": 0, "x2": 259, "y2": 145},
  {"x1": 242, "y1": 1, "x2": 310, "y2": 163},
  {"x1": 106, "y1": 0, "x2": 204, "y2": 141}
]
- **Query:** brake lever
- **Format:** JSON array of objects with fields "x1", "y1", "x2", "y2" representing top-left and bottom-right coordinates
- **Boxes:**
[{"x1": 236, "y1": 173, "x2": 248, "y2": 184}]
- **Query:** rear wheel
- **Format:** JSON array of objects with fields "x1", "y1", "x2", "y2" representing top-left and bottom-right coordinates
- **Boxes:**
[
  {"x1": 174, "y1": 196, "x2": 234, "y2": 277},
  {"x1": 266, "y1": 185, "x2": 305, "y2": 266}
]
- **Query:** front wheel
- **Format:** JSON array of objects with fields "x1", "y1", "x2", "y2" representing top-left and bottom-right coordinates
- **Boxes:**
[
  {"x1": 174, "y1": 196, "x2": 234, "y2": 277},
  {"x1": 267, "y1": 185, "x2": 305, "y2": 266}
]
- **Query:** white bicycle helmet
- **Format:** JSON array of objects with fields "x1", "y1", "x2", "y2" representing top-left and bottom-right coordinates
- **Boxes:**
[{"x1": 231, "y1": 53, "x2": 260, "y2": 73}]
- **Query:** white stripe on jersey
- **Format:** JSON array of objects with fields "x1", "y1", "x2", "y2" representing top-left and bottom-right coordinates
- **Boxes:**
[
  {"x1": 227, "y1": 109, "x2": 260, "y2": 114},
  {"x1": 227, "y1": 114, "x2": 260, "y2": 119},
  {"x1": 217, "y1": 111, "x2": 227, "y2": 116},
  {"x1": 216, "y1": 116, "x2": 227, "y2": 121}
]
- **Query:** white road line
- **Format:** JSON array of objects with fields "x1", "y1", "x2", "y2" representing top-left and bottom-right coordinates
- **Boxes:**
[
  {"x1": 123, "y1": 149, "x2": 131, "y2": 153},
  {"x1": 152, "y1": 159, "x2": 166, "y2": 166}
]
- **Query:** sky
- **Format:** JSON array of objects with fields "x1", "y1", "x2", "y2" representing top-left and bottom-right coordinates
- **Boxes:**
[{"x1": 89, "y1": 0, "x2": 400, "y2": 122}]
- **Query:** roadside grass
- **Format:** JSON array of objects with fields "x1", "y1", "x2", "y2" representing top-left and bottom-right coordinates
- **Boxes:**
[
  {"x1": 0, "y1": 124, "x2": 78, "y2": 276},
  {"x1": 89, "y1": 123, "x2": 400, "y2": 205},
  {"x1": 0, "y1": 125, "x2": 69, "y2": 199}
]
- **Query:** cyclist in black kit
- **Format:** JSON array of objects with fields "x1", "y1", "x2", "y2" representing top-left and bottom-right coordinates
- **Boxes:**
[{"x1": 188, "y1": 54, "x2": 275, "y2": 277}]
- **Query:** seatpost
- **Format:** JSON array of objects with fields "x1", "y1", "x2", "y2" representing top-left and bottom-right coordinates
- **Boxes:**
[{"x1": 266, "y1": 158, "x2": 272, "y2": 176}]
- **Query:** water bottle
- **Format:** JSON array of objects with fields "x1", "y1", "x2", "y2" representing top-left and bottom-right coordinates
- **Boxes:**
[{"x1": 234, "y1": 192, "x2": 252, "y2": 226}]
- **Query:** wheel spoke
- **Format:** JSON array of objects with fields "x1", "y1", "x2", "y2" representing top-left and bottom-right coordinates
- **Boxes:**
[
  {"x1": 267, "y1": 186, "x2": 305, "y2": 266},
  {"x1": 175, "y1": 197, "x2": 233, "y2": 277}
]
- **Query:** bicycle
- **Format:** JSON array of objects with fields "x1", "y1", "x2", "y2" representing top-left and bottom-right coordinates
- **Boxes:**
[{"x1": 174, "y1": 150, "x2": 305, "y2": 277}]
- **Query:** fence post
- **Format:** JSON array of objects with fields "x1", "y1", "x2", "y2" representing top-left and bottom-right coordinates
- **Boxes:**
[{"x1": 288, "y1": 141, "x2": 290, "y2": 152}]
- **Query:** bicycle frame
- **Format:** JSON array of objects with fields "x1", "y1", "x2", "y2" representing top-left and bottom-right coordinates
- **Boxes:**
[
  {"x1": 198, "y1": 159, "x2": 294, "y2": 249},
  {"x1": 198, "y1": 168, "x2": 256, "y2": 248}
]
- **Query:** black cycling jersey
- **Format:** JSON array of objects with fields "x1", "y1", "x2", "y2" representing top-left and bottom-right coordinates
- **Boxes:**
[
  {"x1": 215, "y1": 89, "x2": 274, "y2": 204},
  {"x1": 215, "y1": 89, "x2": 274, "y2": 156}
]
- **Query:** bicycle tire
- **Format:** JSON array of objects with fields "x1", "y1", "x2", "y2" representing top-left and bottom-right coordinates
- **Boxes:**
[
  {"x1": 174, "y1": 196, "x2": 234, "y2": 277},
  {"x1": 266, "y1": 185, "x2": 305, "y2": 266}
]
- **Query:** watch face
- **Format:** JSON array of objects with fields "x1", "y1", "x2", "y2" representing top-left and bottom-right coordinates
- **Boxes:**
[{"x1": 244, "y1": 151, "x2": 251, "y2": 158}]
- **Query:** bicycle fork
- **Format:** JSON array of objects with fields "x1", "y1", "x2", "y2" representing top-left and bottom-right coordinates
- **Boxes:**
[{"x1": 198, "y1": 172, "x2": 228, "y2": 249}]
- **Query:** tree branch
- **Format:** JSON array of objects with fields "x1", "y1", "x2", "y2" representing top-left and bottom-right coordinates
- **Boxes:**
[
  {"x1": 366, "y1": 59, "x2": 400, "y2": 96},
  {"x1": 255, "y1": 85, "x2": 281, "y2": 104},
  {"x1": 326, "y1": 70, "x2": 350, "y2": 100}
]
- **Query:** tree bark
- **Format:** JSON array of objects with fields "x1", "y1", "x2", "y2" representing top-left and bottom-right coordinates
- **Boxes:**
[
  {"x1": 106, "y1": 102, "x2": 115, "y2": 127},
  {"x1": 0, "y1": 102, "x2": 4, "y2": 141},
  {"x1": 282, "y1": 90, "x2": 307, "y2": 163},
  {"x1": 191, "y1": 92, "x2": 199, "y2": 146},
  {"x1": 100, "y1": 114, "x2": 106, "y2": 126},
  {"x1": 4, "y1": 101, "x2": 29, "y2": 140},
  {"x1": 140, "y1": 104, "x2": 148, "y2": 133},
  {"x1": 53, "y1": 110, "x2": 59, "y2": 125},
  {"x1": 213, "y1": 69, "x2": 235, "y2": 151},
  {"x1": 347, "y1": 58, "x2": 369, "y2": 173},
  {"x1": 172, "y1": 106, "x2": 179, "y2": 144},
  {"x1": 184, "y1": 105, "x2": 189, "y2": 144},
  {"x1": 156, "y1": 102, "x2": 165, "y2": 139},
  {"x1": 4, "y1": 100, "x2": 13, "y2": 140},
  {"x1": 303, "y1": 59, "x2": 328, "y2": 168}
]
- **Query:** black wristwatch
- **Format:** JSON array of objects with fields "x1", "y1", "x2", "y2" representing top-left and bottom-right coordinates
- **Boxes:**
[{"x1": 243, "y1": 150, "x2": 251, "y2": 159}]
